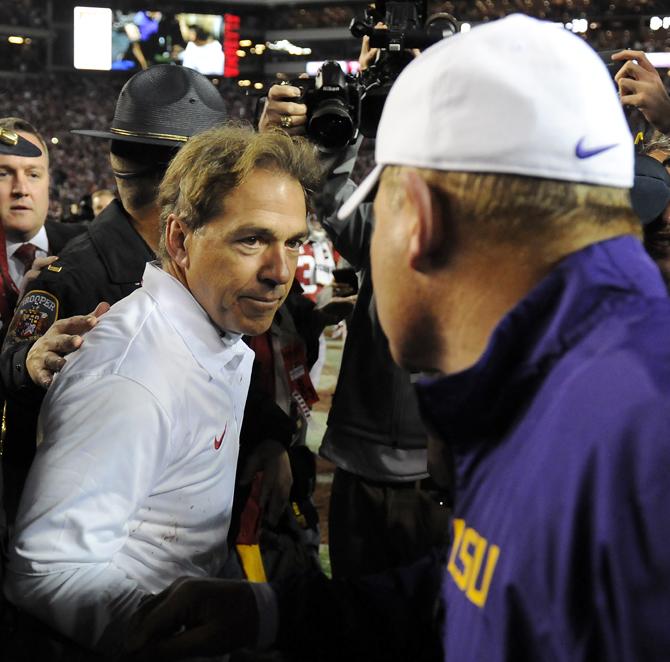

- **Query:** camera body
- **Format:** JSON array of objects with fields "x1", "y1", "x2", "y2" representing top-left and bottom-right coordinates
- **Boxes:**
[
  {"x1": 290, "y1": 61, "x2": 362, "y2": 152},
  {"x1": 352, "y1": 1, "x2": 458, "y2": 137},
  {"x1": 353, "y1": 0, "x2": 433, "y2": 52},
  {"x1": 266, "y1": 2, "x2": 457, "y2": 150}
]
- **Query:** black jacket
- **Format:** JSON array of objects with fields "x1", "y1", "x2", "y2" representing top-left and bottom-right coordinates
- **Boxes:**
[
  {"x1": 0, "y1": 220, "x2": 85, "y2": 394},
  {"x1": 44, "y1": 218, "x2": 87, "y2": 255},
  {"x1": 25, "y1": 201, "x2": 154, "y2": 319},
  {"x1": 318, "y1": 145, "x2": 429, "y2": 482}
]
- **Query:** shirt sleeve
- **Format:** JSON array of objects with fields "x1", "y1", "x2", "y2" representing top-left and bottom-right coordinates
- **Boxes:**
[
  {"x1": 0, "y1": 279, "x2": 62, "y2": 400},
  {"x1": 0, "y1": 341, "x2": 39, "y2": 403},
  {"x1": 4, "y1": 371, "x2": 173, "y2": 653},
  {"x1": 0, "y1": 262, "x2": 87, "y2": 401}
]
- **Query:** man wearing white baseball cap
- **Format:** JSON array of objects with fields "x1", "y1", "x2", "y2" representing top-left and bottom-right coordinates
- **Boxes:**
[{"x1": 126, "y1": 15, "x2": 670, "y2": 662}]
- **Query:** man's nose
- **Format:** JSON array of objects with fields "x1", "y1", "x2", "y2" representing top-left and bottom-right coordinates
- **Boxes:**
[
  {"x1": 260, "y1": 244, "x2": 292, "y2": 286},
  {"x1": 12, "y1": 172, "x2": 29, "y2": 197}
]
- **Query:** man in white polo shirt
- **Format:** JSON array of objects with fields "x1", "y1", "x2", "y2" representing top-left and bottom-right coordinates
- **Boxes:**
[{"x1": 4, "y1": 124, "x2": 319, "y2": 655}]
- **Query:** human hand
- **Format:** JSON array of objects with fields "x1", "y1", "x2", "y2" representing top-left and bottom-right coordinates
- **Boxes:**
[
  {"x1": 238, "y1": 439, "x2": 293, "y2": 526},
  {"x1": 612, "y1": 50, "x2": 670, "y2": 134},
  {"x1": 258, "y1": 82, "x2": 308, "y2": 135},
  {"x1": 332, "y1": 281, "x2": 357, "y2": 297},
  {"x1": 26, "y1": 301, "x2": 110, "y2": 388},
  {"x1": 18, "y1": 255, "x2": 59, "y2": 298},
  {"x1": 125, "y1": 577, "x2": 259, "y2": 661},
  {"x1": 359, "y1": 22, "x2": 419, "y2": 71},
  {"x1": 316, "y1": 294, "x2": 357, "y2": 327}
]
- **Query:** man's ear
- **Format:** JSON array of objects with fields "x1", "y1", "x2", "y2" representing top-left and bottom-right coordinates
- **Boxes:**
[
  {"x1": 404, "y1": 171, "x2": 445, "y2": 271},
  {"x1": 164, "y1": 214, "x2": 190, "y2": 269}
]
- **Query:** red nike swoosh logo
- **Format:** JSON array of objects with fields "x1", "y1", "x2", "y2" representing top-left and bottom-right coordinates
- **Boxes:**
[{"x1": 214, "y1": 423, "x2": 228, "y2": 450}]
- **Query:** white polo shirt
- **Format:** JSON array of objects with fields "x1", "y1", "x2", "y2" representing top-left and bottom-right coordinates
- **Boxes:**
[{"x1": 4, "y1": 262, "x2": 254, "y2": 651}]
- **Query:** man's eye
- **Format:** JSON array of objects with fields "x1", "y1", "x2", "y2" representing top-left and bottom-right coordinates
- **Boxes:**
[
  {"x1": 286, "y1": 239, "x2": 305, "y2": 250},
  {"x1": 240, "y1": 236, "x2": 260, "y2": 247}
]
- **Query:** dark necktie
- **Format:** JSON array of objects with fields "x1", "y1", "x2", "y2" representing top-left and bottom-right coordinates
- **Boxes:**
[
  {"x1": 0, "y1": 243, "x2": 38, "y2": 332},
  {"x1": 13, "y1": 242, "x2": 38, "y2": 276}
]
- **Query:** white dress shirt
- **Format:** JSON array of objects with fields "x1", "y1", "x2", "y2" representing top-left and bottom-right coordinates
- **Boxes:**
[
  {"x1": 4, "y1": 262, "x2": 253, "y2": 651},
  {"x1": 6, "y1": 224, "x2": 49, "y2": 287}
]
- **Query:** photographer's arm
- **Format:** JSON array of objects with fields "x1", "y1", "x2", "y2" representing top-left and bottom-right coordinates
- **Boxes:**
[
  {"x1": 319, "y1": 144, "x2": 374, "y2": 270},
  {"x1": 316, "y1": 25, "x2": 418, "y2": 265},
  {"x1": 612, "y1": 50, "x2": 670, "y2": 135}
]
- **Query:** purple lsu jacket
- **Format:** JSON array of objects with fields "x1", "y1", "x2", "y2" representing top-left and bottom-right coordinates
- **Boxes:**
[{"x1": 416, "y1": 236, "x2": 670, "y2": 662}]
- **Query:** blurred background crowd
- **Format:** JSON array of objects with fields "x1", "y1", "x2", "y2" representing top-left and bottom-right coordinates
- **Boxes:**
[{"x1": 0, "y1": 0, "x2": 668, "y2": 219}]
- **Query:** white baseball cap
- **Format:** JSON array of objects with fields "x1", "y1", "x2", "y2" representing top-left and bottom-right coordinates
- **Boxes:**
[{"x1": 338, "y1": 13, "x2": 634, "y2": 220}]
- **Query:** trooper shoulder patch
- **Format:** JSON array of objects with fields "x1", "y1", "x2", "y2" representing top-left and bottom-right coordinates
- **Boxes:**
[{"x1": 4, "y1": 290, "x2": 59, "y2": 350}]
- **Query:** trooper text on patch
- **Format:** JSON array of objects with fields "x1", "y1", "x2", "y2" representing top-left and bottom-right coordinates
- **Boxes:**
[{"x1": 4, "y1": 289, "x2": 59, "y2": 352}]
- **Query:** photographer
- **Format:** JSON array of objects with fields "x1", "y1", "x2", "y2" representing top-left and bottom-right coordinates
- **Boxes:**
[{"x1": 259, "y1": 20, "x2": 451, "y2": 582}]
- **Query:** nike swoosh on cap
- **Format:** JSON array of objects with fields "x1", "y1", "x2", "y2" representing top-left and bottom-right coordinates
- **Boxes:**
[{"x1": 575, "y1": 137, "x2": 618, "y2": 159}]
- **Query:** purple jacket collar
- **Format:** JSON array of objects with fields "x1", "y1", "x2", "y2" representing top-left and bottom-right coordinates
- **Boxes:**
[{"x1": 415, "y1": 236, "x2": 667, "y2": 445}]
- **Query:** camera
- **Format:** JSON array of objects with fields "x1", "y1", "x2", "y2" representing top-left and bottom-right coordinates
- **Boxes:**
[
  {"x1": 261, "y1": 2, "x2": 457, "y2": 150},
  {"x1": 289, "y1": 61, "x2": 362, "y2": 152},
  {"x1": 351, "y1": 1, "x2": 459, "y2": 137}
]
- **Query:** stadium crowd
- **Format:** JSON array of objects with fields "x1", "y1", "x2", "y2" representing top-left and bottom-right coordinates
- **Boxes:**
[
  {"x1": 0, "y1": 1, "x2": 668, "y2": 209},
  {"x1": 0, "y1": 0, "x2": 46, "y2": 29},
  {"x1": 0, "y1": 63, "x2": 660, "y2": 210},
  {"x1": 266, "y1": 0, "x2": 670, "y2": 28}
]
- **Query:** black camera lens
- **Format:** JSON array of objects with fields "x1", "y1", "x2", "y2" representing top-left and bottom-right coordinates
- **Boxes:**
[{"x1": 309, "y1": 100, "x2": 356, "y2": 151}]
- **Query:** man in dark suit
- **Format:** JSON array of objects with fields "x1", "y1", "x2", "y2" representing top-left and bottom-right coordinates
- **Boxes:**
[{"x1": 0, "y1": 116, "x2": 84, "y2": 332}]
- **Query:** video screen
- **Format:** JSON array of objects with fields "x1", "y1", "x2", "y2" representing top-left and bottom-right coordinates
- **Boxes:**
[{"x1": 74, "y1": 7, "x2": 224, "y2": 75}]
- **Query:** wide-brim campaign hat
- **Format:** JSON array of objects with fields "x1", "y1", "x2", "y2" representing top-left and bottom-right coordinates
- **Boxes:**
[
  {"x1": 72, "y1": 64, "x2": 227, "y2": 147},
  {"x1": 0, "y1": 128, "x2": 41, "y2": 157},
  {"x1": 338, "y1": 14, "x2": 634, "y2": 219},
  {"x1": 630, "y1": 154, "x2": 670, "y2": 225}
]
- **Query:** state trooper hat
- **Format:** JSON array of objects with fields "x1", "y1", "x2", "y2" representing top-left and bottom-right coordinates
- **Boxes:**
[
  {"x1": 0, "y1": 128, "x2": 42, "y2": 157},
  {"x1": 72, "y1": 64, "x2": 227, "y2": 147}
]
